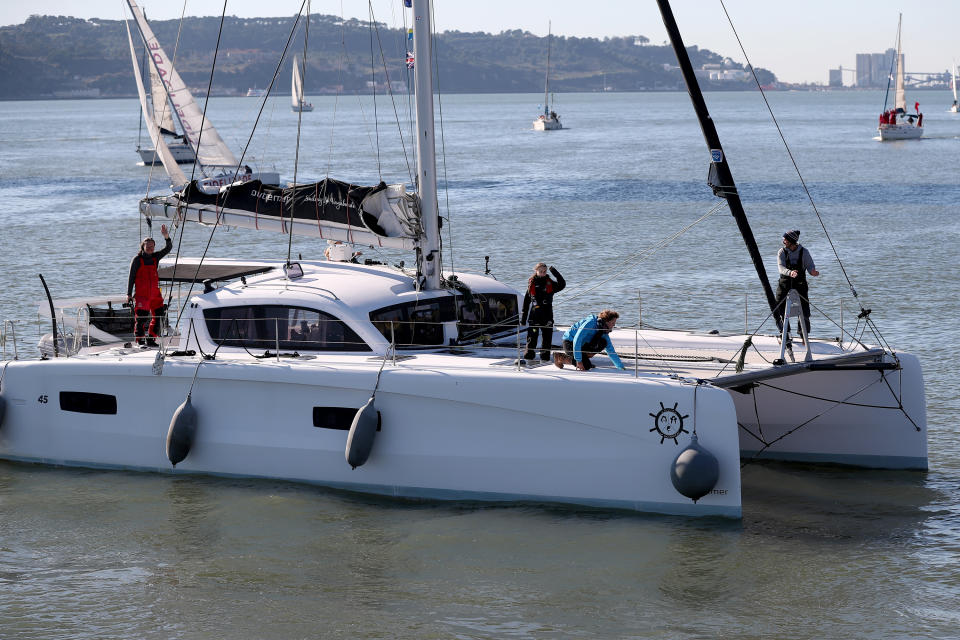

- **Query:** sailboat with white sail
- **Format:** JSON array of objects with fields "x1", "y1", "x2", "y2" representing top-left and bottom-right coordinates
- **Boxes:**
[
  {"x1": 291, "y1": 55, "x2": 314, "y2": 112},
  {"x1": 0, "y1": 0, "x2": 928, "y2": 519},
  {"x1": 949, "y1": 61, "x2": 958, "y2": 113},
  {"x1": 125, "y1": 0, "x2": 279, "y2": 189},
  {"x1": 878, "y1": 15, "x2": 923, "y2": 140},
  {"x1": 134, "y1": 43, "x2": 195, "y2": 166},
  {"x1": 533, "y1": 22, "x2": 561, "y2": 131}
]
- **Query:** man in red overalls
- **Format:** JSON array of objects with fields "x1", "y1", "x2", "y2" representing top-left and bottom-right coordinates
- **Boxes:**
[{"x1": 126, "y1": 224, "x2": 172, "y2": 347}]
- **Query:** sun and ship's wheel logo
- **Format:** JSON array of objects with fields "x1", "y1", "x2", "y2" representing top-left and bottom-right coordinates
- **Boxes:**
[{"x1": 650, "y1": 402, "x2": 689, "y2": 444}]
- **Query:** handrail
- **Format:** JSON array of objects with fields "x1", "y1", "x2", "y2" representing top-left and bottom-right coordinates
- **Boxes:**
[{"x1": 2, "y1": 320, "x2": 19, "y2": 360}]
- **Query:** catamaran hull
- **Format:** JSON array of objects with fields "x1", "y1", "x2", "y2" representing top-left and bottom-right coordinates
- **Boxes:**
[
  {"x1": 730, "y1": 352, "x2": 927, "y2": 469},
  {"x1": 0, "y1": 356, "x2": 742, "y2": 517},
  {"x1": 878, "y1": 124, "x2": 923, "y2": 140}
]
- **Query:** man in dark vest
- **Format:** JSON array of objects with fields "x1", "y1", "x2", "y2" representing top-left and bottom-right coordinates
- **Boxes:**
[
  {"x1": 774, "y1": 229, "x2": 819, "y2": 336},
  {"x1": 520, "y1": 262, "x2": 565, "y2": 361},
  {"x1": 127, "y1": 224, "x2": 172, "y2": 347}
]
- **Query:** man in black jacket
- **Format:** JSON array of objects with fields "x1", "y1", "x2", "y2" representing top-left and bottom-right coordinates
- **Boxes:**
[{"x1": 521, "y1": 262, "x2": 565, "y2": 361}]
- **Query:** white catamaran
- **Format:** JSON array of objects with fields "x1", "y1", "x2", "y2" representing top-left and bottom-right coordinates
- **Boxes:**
[
  {"x1": 533, "y1": 22, "x2": 561, "y2": 131},
  {"x1": 125, "y1": 0, "x2": 280, "y2": 189},
  {"x1": 0, "y1": 1, "x2": 927, "y2": 519},
  {"x1": 878, "y1": 15, "x2": 923, "y2": 140},
  {"x1": 291, "y1": 55, "x2": 314, "y2": 112}
]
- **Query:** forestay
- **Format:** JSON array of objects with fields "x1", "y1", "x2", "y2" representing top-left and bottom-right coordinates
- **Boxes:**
[{"x1": 141, "y1": 179, "x2": 422, "y2": 250}]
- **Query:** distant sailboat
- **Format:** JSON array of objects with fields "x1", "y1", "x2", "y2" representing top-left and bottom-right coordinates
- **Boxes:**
[
  {"x1": 949, "y1": 61, "x2": 958, "y2": 113},
  {"x1": 877, "y1": 15, "x2": 923, "y2": 140},
  {"x1": 125, "y1": 0, "x2": 279, "y2": 189},
  {"x1": 533, "y1": 22, "x2": 561, "y2": 131},
  {"x1": 133, "y1": 16, "x2": 193, "y2": 165},
  {"x1": 291, "y1": 55, "x2": 314, "y2": 112}
]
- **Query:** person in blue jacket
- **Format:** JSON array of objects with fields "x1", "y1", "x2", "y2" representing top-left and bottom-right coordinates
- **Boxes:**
[{"x1": 554, "y1": 309, "x2": 625, "y2": 371}]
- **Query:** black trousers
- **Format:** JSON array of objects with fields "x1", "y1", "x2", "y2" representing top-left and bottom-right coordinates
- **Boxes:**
[
  {"x1": 562, "y1": 335, "x2": 607, "y2": 370},
  {"x1": 524, "y1": 307, "x2": 554, "y2": 359},
  {"x1": 134, "y1": 306, "x2": 165, "y2": 341},
  {"x1": 774, "y1": 280, "x2": 811, "y2": 334}
]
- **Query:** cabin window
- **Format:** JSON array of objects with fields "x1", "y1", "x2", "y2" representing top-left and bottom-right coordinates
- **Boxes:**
[
  {"x1": 457, "y1": 293, "x2": 519, "y2": 342},
  {"x1": 60, "y1": 391, "x2": 118, "y2": 415},
  {"x1": 369, "y1": 293, "x2": 519, "y2": 346},
  {"x1": 203, "y1": 305, "x2": 370, "y2": 352},
  {"x1": 369, "y1": 297, "x2": 456, "y2": 347},
  {"x1": 313, "y1": 406, "x2": 380, "y2": 431}
]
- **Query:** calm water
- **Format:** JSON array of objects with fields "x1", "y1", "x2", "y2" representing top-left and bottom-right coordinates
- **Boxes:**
[{"x1": 1, "y1": 90, "x2": 959, "y2": 638}]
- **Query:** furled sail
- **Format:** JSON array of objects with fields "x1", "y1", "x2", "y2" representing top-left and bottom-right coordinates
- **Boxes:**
[
  {"x1": 140, "y1": 179, "x2": 422, "y2": 250},
  {"x1": 292, "y1": 55, "x2": 305, "y2": 109},
  {"x1": 126, "y1": 21, "x2": 188, "y2": 187},
  {"x1": 126, "y1": 0, "x2": 239, "y2": 170}
]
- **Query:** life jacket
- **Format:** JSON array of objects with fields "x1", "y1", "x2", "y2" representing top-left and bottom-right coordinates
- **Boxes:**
[
  {"x1": 778, "y1": 245, "x2": 808, "y2": 289},
  {"x1": 134, "y1": 254, "x2": 163, "y2": 309},
  {"x1": 528, "y1": 276, "x2": 556, "y2": 307}
]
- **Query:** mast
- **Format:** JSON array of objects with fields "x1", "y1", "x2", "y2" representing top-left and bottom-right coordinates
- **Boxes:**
[
  {"x1": 893, "y1": 16, "x2": 905, "y2": 112},
  {"x1": 654, "y1": 0, "x2": 778, "y2": 319},
  {"x1": 412, "y1": 0, "x2": 441, "y2": 290},
  {"x1": 543, "y1": 22, "x2": 552, "y2": 117}
]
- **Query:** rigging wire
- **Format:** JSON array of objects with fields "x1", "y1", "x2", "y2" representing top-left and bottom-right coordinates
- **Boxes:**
[
  {"x1": 717, "y1": 2, "x2": 863, "y2": 307},
  {"x1": 563, "y1": 201, "x2": 726, "y2": 303},
  {"x1": 325, "y1": 1, "x2": 347, "y2": 182},
  {"x1": 366, "y1": 5, "x2": 415, "y2": 185},
  {"x1": 368, "y1": 2, "x2": 382, "y2": 178},
  {"x1": 287, "y1": 0, "x2": 310, "y2": 266},
  {"x1": 431, "y1": 0, "x2": 455, "y2": 279},
  {"x1": 170, "y1": 2, "x2": 308, "y2": 330}
]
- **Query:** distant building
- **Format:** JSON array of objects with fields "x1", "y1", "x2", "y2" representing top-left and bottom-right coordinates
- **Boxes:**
[
  {"x1": 856, "y1": 49, "x2": 896, "y2": 87},
  {"x1": 829, "y1": 68, "x2": 843, "y2": 87}
]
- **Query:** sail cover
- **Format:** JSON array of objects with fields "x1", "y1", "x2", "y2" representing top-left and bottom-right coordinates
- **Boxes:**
[
  {"x1": 126, "y1": 0, "x2": 239, "y2": 170},
  {"x1": 141, "y1": 178, "x2": 422, "y2": 250}
]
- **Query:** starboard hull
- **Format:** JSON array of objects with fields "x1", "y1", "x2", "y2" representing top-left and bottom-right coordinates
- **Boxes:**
[{"x1": 0, "y1": 354, "x2": 742, "y2": 517}]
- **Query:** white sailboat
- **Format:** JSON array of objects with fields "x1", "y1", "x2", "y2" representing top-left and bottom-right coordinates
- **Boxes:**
[
  {"x1": 949, "y1": 61, "x2": 958, "y2": 113},
  {"x1": 291, "y1": 55, "x2": 314, "y2": 112},
  {"x1": 533, "y1": 22, "x2": 561, "y2": 131},
  {"x1": 135, "y1": 43, "x2": 195, "y2": 166},
  {"x1": 125, "y1": 0, "x2": 279, "y2": 188},
  {"x1": 0, "y1": 0, "x2": 928, "y2": 519},
  {"x1": 878, "y1": 15, "x2": 923, "y2": 140}
]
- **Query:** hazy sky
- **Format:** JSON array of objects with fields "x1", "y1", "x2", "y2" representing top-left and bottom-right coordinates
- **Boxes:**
[{"x1": 4, "y1": 1, "x2": 959, "y2": 84}]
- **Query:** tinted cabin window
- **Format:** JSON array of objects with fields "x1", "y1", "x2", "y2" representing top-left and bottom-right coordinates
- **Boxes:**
[
  {"x1": 369, "y1": 297, "x2": 455, "y2": 347},
  {"x1": 457, "y1": 293, "x2": 519, "y2": 341},
  {"x1": 60, "y1": 391, "x2": 118, "y2": 415},
  {"x1": 204, "y1": 305, "x2": 371, "y2": 352}
]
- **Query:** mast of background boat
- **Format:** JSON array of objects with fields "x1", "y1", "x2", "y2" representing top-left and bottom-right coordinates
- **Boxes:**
[
  {"x1": 412, "y1": 0, "x2": 441, "y2": 290},
  {"x1": 654, "y1": 0, "x2": 778, "y2": 319},
  {"x1": 543, "y1": 21, "x2": 552, "y2": 118}
]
